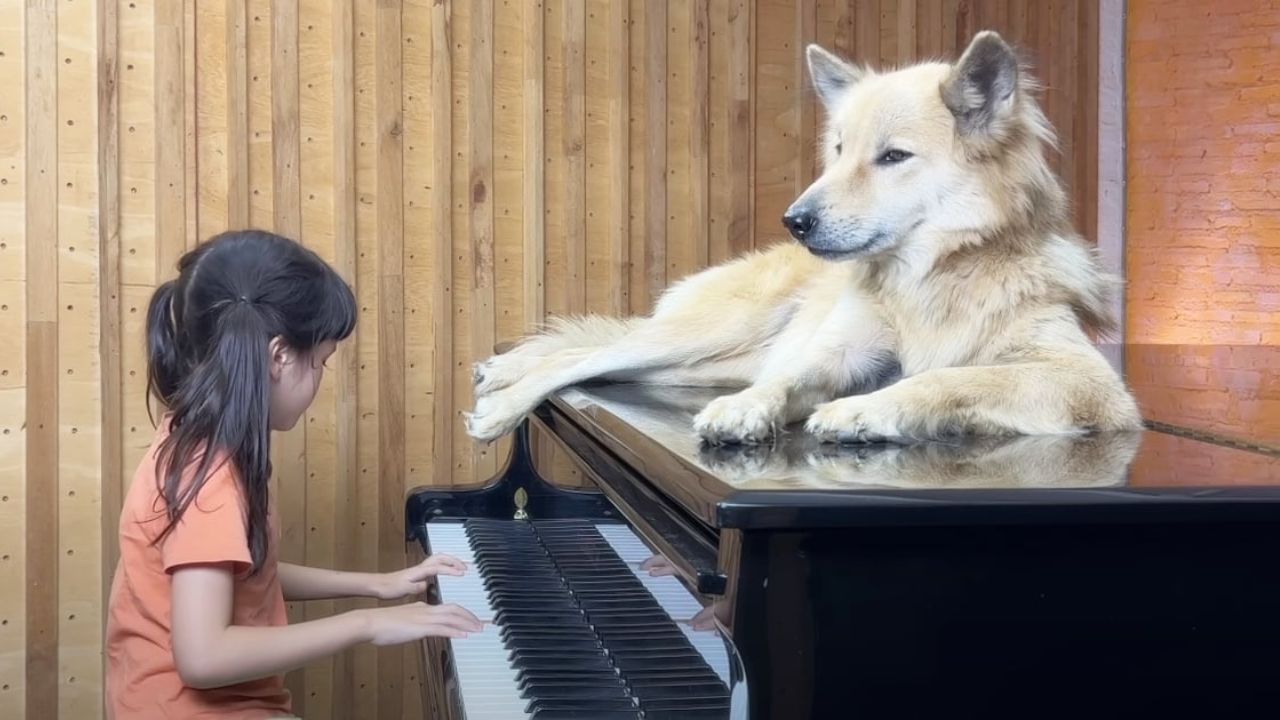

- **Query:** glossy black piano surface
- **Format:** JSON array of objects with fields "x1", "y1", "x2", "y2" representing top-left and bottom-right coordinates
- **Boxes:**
[{"x1": 408, "y1": 382, "x2": 1280, "y2": 719}]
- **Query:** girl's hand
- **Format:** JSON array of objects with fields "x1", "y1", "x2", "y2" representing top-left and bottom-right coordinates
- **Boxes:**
[
  {"x1": 360, "y1": 602, "x2": 483, "y2": 646},
  {"x1": 373, "y1": 554, "x2": 469, "y2": 601}
]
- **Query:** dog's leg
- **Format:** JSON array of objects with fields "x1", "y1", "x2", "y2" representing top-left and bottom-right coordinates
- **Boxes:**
[
  {"x1": 805, "y1": 356, "x2": 1143, "y2": 442},
  {"x1": 465, "y1": 316, "x2": 778, "y2": 441},
  {"x1": 693, "y1": 285, "x2": 895, "y2": 445},
  {"x1": 474, "y1": 315, "x2": 640, "y2": 397}
]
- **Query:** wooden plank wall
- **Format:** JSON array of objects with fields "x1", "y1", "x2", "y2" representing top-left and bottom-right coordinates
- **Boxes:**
[{"x1": 0, "y1": 2, "x2": 1100, "y2": 718}]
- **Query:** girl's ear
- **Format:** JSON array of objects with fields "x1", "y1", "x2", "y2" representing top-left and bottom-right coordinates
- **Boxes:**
[{"x1": 268, "y1": 335, "x2": 289, "y2": 382}]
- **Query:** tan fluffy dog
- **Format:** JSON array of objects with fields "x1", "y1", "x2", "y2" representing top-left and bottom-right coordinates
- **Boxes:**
[{"x1": 464, "y1": 31, "x2": 1142, "y2": 445}]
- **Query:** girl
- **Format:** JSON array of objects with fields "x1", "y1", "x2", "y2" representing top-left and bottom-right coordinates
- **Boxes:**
[{"x1": 105, "y1": 230, "x2": 481, "y2": 719}]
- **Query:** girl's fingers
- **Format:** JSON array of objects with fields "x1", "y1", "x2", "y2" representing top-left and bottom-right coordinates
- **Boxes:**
[
  {"x1": 435, "y1": 603, "x2": 483, "y2": 630},
  {"x1": 432, "y1": 554, "x2": 467, "y2": 568}
]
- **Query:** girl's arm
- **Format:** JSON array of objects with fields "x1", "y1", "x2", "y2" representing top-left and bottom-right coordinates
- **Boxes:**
[
  {"x1": 279, "y1": 554, "x2": 468, "y2": 602},
  {"x1": 278, "y1": 562, "x2": 381, "y2": 601},
  {"x1": 171, "y1": 562, "x2": 481, "y2": 689}
]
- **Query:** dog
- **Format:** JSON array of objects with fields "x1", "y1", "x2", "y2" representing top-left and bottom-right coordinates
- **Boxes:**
[{"x1": 464, "y1": 31, "x2": 1143, "y2": 445}]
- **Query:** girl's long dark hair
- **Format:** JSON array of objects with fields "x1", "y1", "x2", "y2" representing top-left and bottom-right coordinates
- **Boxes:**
[{"x1": 145, "y1": 230, "x2": 356, "y2": 572}]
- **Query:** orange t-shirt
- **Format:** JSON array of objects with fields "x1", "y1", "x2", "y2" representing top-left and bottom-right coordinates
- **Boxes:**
[{"x1": 105, "y1": 421, "x2": 292, "y2": 719}]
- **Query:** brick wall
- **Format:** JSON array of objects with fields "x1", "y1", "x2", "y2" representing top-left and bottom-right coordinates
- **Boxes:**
[{"x1": 1125, "y1": 0, "x2": 1280, "y2": 447}]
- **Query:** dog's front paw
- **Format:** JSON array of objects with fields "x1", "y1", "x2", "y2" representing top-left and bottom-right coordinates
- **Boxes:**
[
  {"x1": 693, "y1": 390, "x2": 783, "y2": 445},
  {"x1": 472, "y1": 353, "x2": 533, "y2": 397},
  {"x1": 464, "y1": 392, "x2": 529, "y2": 442},
  {"x1": 805, "y1": 394, "x2": 903, "y2": 443}
]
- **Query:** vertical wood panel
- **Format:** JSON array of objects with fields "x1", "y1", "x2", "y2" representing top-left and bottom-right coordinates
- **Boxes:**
[
  {"x1": 689, "y1": 0, "x2": 709, "y2": 271},
  {"x1": 58, "y1": 0, "x2": 104, "y2": 690},
  {"x1": 642, "y1": 0, "x2": 666, "y2": 304},
  {"x1": 328, "y1": 0, "x2": 356, "y2": 713},
  {"x1": 247, "y1": 0, "x2": 272, "y2": 230},
  {"x1": 196, "y1": 0, "x2": 229, "y2": 237},
  {"x1": 469, "y1": 0, "x2": 496, "y2": 480},
  {"x1": 98, "y1": 3, "x2": 122, "y2": 647},
  {"x1": 491, "y1": 0, "x2": 523, "y2": 341},
  {"x1": 561, "y1": 0, "x2": 585, "y2": 312},
  {"x1": 796, "y1": 0, "x2": 816, "y2": 187},
  {"x1": 584, "y1": 0, "x2": 609, "y2": 313},
  {"x1": 0, "y1": 0, "x2": 26, "y2": 715},
  {"x1": 268, "y1": 0, "x2": 308, "y2": 707},
  {"x1": 428, "y1": 0, "x2": 453, "y2": 494},
  {"x1": 542, "y1": 0, "x2": 565, "y2": 317},
  {"x1": 402, "y1": 0, "x2": 434, "y2": 531},
  {"x1": 374, "y1": 1, "x2": 405, "y2": 716},
  {"x1": 351, "y1": 0, "x2": 381, "y2": 709},
  {"x1": 521, "y1": 0, "x2": 544, "y2": 326},
  {"x1": 755, "y1": 0, "x2": 795, "y2": 248},
  {"x1": 226, "y1": 0, "x2": 248, "y2": 227},
  {"x1": 25, "y1": 0, "x2": 59, "y2": 716},
  {"x1": 666, "y1": 1, "x2": 692, "y2": 278},
  {"x1": 299, "y1": 0, "x2": 336, "y2": 715},
  {"x1": 154, "y1": 0, "x2": 185, "y2": 276}
]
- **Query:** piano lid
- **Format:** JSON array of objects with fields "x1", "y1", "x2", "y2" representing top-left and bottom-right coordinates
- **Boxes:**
[{"x1": 545, "y1": 383, "x2": 1280, "y2": 530}]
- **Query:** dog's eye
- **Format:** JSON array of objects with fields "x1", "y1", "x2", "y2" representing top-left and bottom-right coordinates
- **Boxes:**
[
  {"x1": 834, "y1": 142, "x2": 842, "y2": 156},
  {"x1": 876, "y1": 149, "x2": 913, "y2": 165}
]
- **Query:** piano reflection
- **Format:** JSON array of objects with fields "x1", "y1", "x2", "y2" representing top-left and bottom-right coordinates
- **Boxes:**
[{"x1": 407, "y1": 384, "x2": 1280, "y2": 719}]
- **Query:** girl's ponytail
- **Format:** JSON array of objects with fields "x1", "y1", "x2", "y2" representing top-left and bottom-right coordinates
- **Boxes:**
[{"x1": 156, "y1": 300, "x2": 274, "y2": 568}]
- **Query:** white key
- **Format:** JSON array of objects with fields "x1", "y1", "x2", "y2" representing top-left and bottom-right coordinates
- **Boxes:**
[{"x1": 427, "y1": 522, "x2": 530, "y2": 720}]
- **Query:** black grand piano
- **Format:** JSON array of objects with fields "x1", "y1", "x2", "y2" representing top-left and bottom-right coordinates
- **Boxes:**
[{"x1": 406, "y1": 380, "x2": 1280, "y2": 719}]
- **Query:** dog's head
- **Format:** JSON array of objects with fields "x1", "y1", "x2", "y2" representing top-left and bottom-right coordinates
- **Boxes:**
[{"x1": 784, "y1": 31, "x2": 1056, "y2": 261}]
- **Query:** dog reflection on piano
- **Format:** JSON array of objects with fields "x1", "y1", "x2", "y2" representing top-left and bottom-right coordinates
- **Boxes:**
[{"x1": 464, "y1": 31, "x2": 1141, "y2": 446}]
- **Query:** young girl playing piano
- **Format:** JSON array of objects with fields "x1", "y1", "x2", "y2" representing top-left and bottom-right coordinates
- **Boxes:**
[{"x1": 105, "y1": 230, "x2": 482, "y2": 719}]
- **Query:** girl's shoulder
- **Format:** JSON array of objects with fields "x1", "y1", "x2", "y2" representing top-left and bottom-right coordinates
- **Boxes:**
[{"x1": 123, "y1": 419, "x2": 244, "y2": 526}]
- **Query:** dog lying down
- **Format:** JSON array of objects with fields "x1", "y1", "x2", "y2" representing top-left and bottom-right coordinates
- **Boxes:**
[{"x1": 465, "y1": 30, "x2": 1142, "y2": 446}]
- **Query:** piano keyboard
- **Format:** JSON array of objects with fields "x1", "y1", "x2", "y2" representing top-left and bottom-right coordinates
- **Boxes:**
[{"x1": 429, "y1": 518, "x2": 734, "y2": 719}]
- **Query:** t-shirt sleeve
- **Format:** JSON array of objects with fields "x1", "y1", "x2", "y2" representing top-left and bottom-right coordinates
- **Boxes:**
[{"x1": 160, "y1": 461, "x2": 253, "y2": 573}]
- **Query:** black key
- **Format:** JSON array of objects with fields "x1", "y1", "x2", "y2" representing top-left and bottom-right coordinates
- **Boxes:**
[
  {"x1": 624, "y1": 669, "x2": 725, "y2": 684},
  {"x1": 517, "y1": 669, "x2": 620, "y2": 688},
  {"x1": 600, "y1": 637, "x2": 696, "y2": 653},
  {"x1": 520, "y1": 678, "x2": 628, "y2": 694},
  {"x1": 641, "y1": 710, "x2": 731, "y2": 720},
  {"x1": 630, "y1": 682, "x2": 729, "y2": 700},
  {"x1": 639, "y1": 697, "x2": 732, "y2": 712},
  {"x1": 509, "y1": 648, "x2": 607, "y2": 662},
  {"x1": 611, "y1": 654, "x2": 716, "y2": 673},
  {"x1": 502, "y1": 623, "x2": 594, "y2": 634},
  {"x1": 526, "y1": 698, "x2": 639, "y2": 713},
  {"x1": 520, "y1": 685, "x2": 632, "y2": 702}
]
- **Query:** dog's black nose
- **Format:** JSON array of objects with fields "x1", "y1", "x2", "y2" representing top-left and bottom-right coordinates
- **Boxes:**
[{"x1": 782, "y1": 210, "x2": 817, "y2": 239}]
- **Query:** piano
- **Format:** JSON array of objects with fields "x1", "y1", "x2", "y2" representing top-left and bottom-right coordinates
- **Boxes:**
[{"x1": 407, "y1": 382, "x2": 1280, "y2": 719}]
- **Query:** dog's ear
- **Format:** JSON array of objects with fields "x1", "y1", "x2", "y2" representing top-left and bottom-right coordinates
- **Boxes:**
[
  {"x1": 942, "y1": 31, "x2": 1019, "y2": 135},
  {"x1": 806, "y1": 44, "x2": 865, "y2": 110}
]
